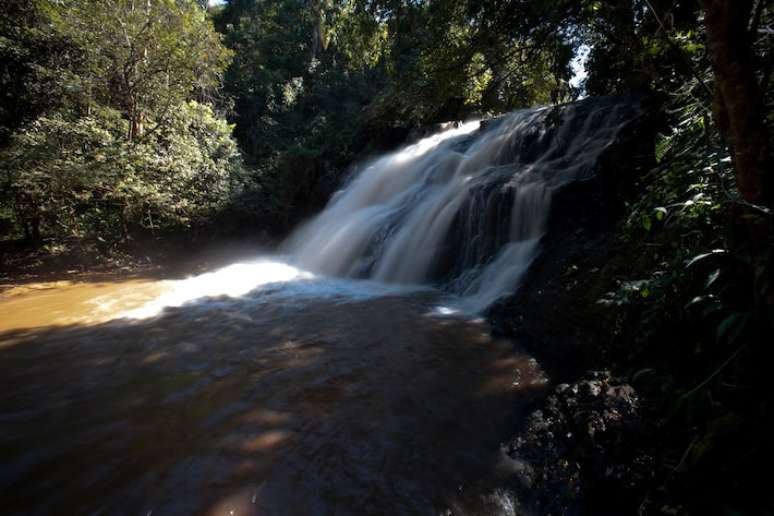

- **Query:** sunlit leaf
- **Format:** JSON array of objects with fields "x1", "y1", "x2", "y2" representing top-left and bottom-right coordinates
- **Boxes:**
[
  {"x1": 705, "y1": 269, "x2": 721, "y2": 289},
  {"x1": 686, "y1": 249, "x2": 727, "y2": 269}
]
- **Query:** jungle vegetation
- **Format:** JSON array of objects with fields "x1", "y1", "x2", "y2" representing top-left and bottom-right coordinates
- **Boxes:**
[{"x1": 0, "y1": 1, "x2": 772, "y2": 513}]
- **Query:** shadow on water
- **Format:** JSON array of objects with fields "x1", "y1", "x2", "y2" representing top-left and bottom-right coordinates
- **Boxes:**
[{"x1": 0, "y1": 284, "x2": 549, "y2": 515}]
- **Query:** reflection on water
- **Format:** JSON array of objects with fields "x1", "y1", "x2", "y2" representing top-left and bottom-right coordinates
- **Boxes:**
[{"x1": 0, "y1": 260, "x2": 548, "y2": 515}]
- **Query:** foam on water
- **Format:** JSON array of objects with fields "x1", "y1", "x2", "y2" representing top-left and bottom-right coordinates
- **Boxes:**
[
  {"x1": 122, "y1": 260, "x2": 314, "y2": 319},
  {"x1": 121, "y1": 259, "x2": 429, "y2": 319}
]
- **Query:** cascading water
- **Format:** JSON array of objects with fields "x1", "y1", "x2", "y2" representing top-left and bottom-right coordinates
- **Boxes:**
[
  {"x1": 284, "y1": 98, "x2": 641, "y2": 312},
  {"x1": 98, "y1": 97, "x2": 643, "y2": 320}
]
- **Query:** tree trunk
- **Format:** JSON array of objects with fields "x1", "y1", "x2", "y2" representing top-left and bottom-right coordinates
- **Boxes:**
[
  {"x1": 30, "y1": 216, "x2": 41, "y2": 244},
  {"x1": 703, "y1": 0, "x2": 772, "y2": 206},
  {"x1": 703, "y1": 0, "x2": 773, "y2": 312},
  {"x1": 131, "y1": 110, "x2": 145, "y2": 140},
  {"x1": 309, "y1": 0, "x2": 324, "y2": 60}
]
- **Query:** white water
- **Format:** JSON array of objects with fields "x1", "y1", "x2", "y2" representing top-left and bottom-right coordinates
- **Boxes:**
[
  {"x1": 122, "y1": 260, "x2": 314, "y2": 319},
  {"x1": 121, "y1": 259, "x2": 427, "y2": 319},
  {"x1": 123, "y1": 99, "x2": 639, "y2": 319},
  {"x1": 283, "y1": 110, "x2": 556, "y2": 312}
]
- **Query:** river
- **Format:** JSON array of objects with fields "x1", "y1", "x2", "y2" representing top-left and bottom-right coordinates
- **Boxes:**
[{"x1": 0, "y1": 260, "x2": 547, "y2": 515}]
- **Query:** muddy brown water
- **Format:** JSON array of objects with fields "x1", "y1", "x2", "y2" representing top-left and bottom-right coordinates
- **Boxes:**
[{"x1": 0, "y1": 265, "x2": 548, "y2": 515}]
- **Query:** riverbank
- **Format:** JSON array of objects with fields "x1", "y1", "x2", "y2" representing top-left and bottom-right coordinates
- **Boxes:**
[
  {"x1": 490, "y1": 212, "x2": 771, "y2": 514},
  {"x1": 488, "y1": 227, "x2": 660, "y2": 514},
  {"x1": 0, "y1": 235, "x2": 275, "y2": 291}
]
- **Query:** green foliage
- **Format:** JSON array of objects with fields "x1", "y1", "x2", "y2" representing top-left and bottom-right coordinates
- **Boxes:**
[
  {"x1": 45, "y1": 0, "x2": 232, "y2": 139},
  {"x1": 0, "y1": 0, "x2": 246, "y2": 248},
  {"x1": 624, "y1": 94, "x2": 727, "y2": 248},
  {"x1": 213, "y1": 0, "x2": 583, "y2": 229},
  {"x1": 1, "y1": 102, "x2": 246, "y2": 246},
  {"x1": 0, "y1": 0, "x2": 771, "y2": 512},
  {"x1": 0, "y1": 0, "x2": 85, "y2": 144},
  {"x1": 581, "y1": 0, "x2": 706, "y2": 97},
  {"x1": 370, "y1": 0, "x2": 579, "y2": 124},
  {"x1": 588, "y1": 10, "x2": 774, "y2": 504},
  {"x1": 213, "y1": 0, "x2": 394, "y2": 229},
  {"x1": 607, "y1": 79, "x2": 746, "y2": 366}
]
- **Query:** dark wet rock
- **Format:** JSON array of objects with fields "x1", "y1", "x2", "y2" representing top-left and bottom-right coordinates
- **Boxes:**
[
  {"x1": 482, "y1": 97, "x2": 661, "y2": 512},
  {"x1": 427, "y1": 95, "x2": 654, "y2": 289},
  {"x1": 506, "y1": 371, "x2": 655, "y2": 515},
  {"x1": 487, "y1": 97, "x2": 657, "y2": 379},
  {"x1": 210, "y1": 365, "x2": 237, "y2": 379}
]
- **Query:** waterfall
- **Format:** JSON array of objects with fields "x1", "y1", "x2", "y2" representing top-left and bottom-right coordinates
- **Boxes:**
[{"x1": 284, "y1": 98, "x2": 641, "y2": 312}]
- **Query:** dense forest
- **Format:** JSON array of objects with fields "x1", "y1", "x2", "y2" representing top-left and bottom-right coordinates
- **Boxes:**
[
  {"x1": 1, "y1": 0, "x2": 772, "y2": 514},
  {"x1": 7, "y1": 0, "x2": 769, "y2": 251}
]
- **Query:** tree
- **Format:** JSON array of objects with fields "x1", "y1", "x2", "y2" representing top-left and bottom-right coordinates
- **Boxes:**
[
  {"x1": 216, "y1": 0, "x2": 316, "y2": 160},
  {"x1": 47, "y1": 0, "x2": 232, "y2": 141},
  {"x1": 702, "y1": 0, "x2": 771, "y2": 206},
  {"x1": 0, "y1": 0, "x2": 246, "y2": 246},
  {"x1": 0, "y1": 102, "x2": 246, "y2": 244},
  {"x1": 702, "y1": 0, "x2": 773, "y2": 309},
  {"x1": 365, "y1": 0, "x2": 580, "y2": 123},
  {"x1": 0, "y1": 0, "x2": 84, "y2": 145}
]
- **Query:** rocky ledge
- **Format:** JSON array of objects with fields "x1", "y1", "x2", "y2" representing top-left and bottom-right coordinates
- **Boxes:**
[{"x1": 506, "y1": 371, "x2": 655, "y2": 515}]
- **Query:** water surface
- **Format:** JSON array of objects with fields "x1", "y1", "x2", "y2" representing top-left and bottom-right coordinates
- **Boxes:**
[{"x1": 0, "y1": 261, "x2": 547, "y2": 515}]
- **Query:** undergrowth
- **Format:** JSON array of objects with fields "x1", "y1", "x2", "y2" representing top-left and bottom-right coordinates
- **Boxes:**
[{"x1": 596, "y1": 81, "x2": 773, "y2": 514}]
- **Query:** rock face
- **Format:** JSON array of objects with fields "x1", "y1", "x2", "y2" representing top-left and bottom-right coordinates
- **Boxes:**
[
  {"x1": 285, "y1": 95, "x2": 656, "y2": 314},
  {"x1": 505, "y1": 372, "x2": 654, "y2": 515},
  {"x1": 438, "y1": 96, "x2": 654, "y2": 284},
  {"x1": 479, "y1": 98, "x2": 657, "y2": 512},
  {"x1": 486, "y1": 96, "x2": 656, "y2": 374}
]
